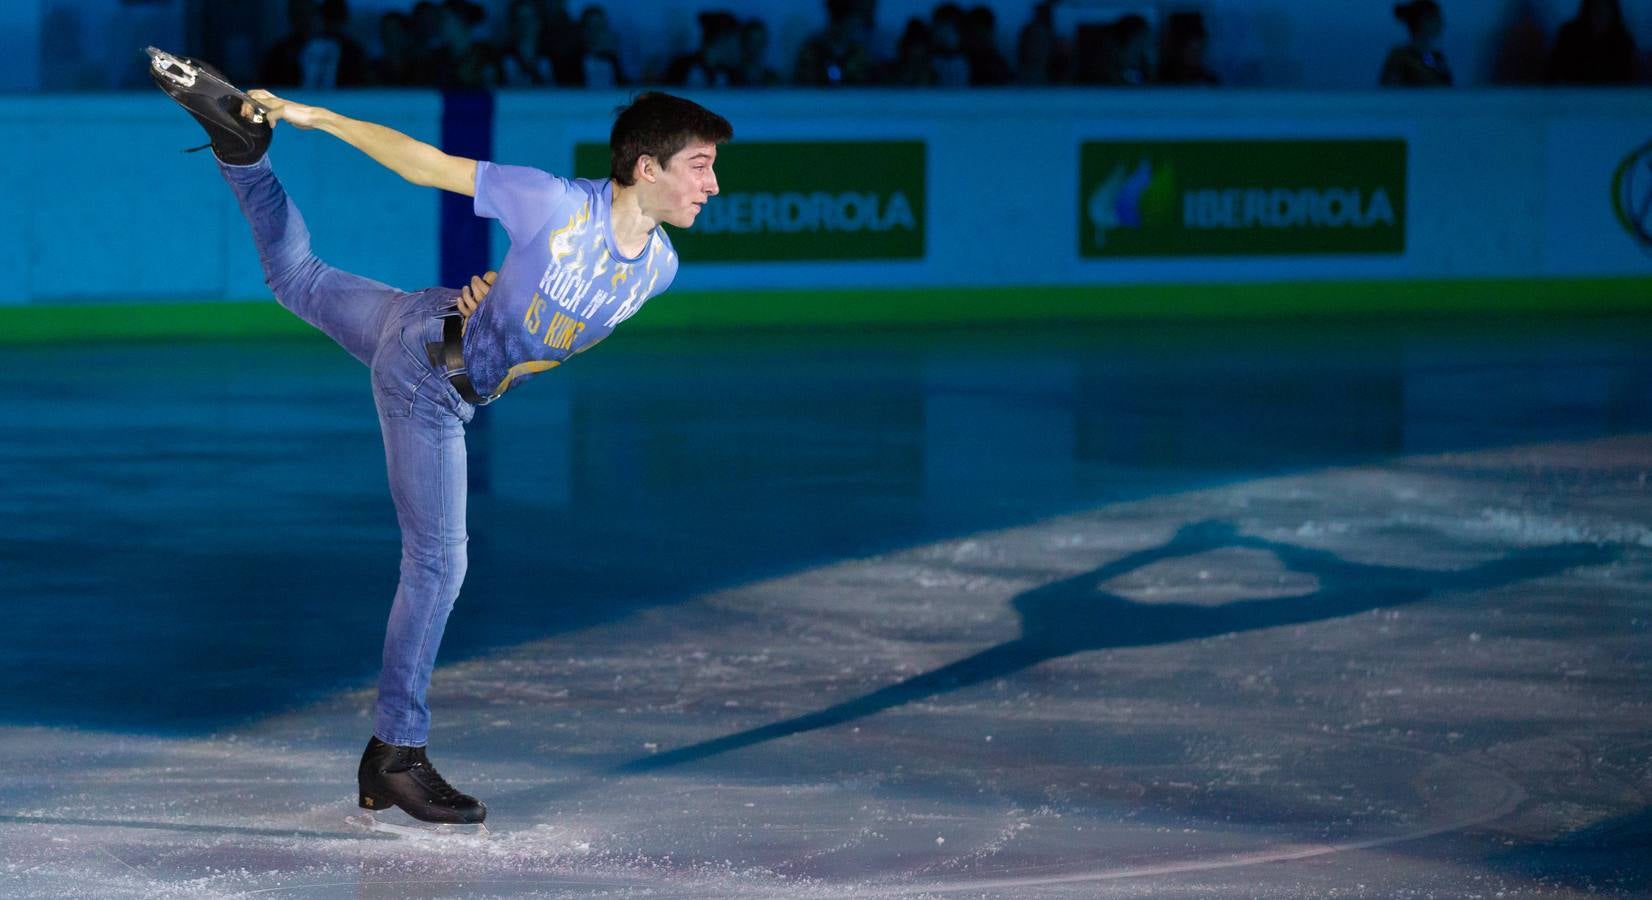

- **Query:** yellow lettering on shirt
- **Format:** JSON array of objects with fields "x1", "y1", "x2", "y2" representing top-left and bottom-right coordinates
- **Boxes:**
[
  {"x1": 540, "y1": 311, "x2": 586, "y2": 351},
  {"x1": 523, "y1": 293, "x2": 546, "y2": 335}
]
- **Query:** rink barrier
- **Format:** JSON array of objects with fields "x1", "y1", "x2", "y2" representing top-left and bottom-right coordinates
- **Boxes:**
[
  {"x1": 1, "y1": 89, "x2": 1648, "y2": 325},
  {"x1": 2, "y1": 277, "x2": 1648, "y2": 344}
]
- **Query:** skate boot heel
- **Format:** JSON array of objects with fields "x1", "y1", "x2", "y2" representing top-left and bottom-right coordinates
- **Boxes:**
[{"x1": 358, "y1": 792, "x2": 386, "y2": 811}]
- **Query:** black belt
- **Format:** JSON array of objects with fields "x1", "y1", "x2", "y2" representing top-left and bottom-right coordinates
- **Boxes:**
[{"x1": 425, "y1": 313, "x2": 489, "y2": 405}]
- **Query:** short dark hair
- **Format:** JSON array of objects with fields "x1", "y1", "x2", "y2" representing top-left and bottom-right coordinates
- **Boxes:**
[{"x1": 609, "y1": 92, "x2": 734, "y2": 186}]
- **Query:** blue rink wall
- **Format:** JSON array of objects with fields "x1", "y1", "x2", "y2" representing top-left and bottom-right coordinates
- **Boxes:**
[{"x1": 0, "y1": 88, "x2": 1648, "y2": 334}]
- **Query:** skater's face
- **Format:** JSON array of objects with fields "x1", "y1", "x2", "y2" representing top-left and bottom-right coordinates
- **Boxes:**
[{"x1": 647, "y1": 140, "x2": 720, "y2": 228}]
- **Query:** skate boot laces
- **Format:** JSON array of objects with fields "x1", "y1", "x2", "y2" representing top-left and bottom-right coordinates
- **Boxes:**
[{"x1": 403, "y1": 747, "x2": 468, "y2": 802}]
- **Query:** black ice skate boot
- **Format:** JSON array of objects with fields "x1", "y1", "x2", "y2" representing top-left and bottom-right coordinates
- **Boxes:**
[
  {"x1": 358, "y1": 737, "x2": 488, "y2": 826},
  {"x1": 145, "y1": 46, "x2": 272, "y2": 165}
]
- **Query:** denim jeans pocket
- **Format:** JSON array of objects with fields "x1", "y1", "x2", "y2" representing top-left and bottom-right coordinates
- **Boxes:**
[
  {"x1": 373, "y1": 311, "x2": 476, "y2": 422},
  {"x1": 371, "y1": 357, "x2": 419, "y2": 419}
]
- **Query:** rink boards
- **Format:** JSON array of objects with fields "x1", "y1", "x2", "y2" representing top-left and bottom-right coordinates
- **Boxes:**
[{"x1": 0, "y1": 89, "x2": 1647, "y2": 332}]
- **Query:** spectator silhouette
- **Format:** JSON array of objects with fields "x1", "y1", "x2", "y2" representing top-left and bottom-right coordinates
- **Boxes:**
[
  {"x1": 260, "y1": 0, "x2": 367, "y2": 89},
  {"x1": 498, "y1": 0, "x2": 555, "y2": 86},
  {"x1": 929, "y1": 3, "x2": 971, "y2": 87},
  {"x1": 665, "y1": 11, "x2": 743, "y2": 87},
  {"x1": 794, "y1": 0, "x2": 876, "y2": 86},
  {"x1": 411, "y1": 1, "x2": 446, "y2": 61},
  {"x1": 616, "y1": 521, "x2": 1615, "y2": 774},
  {"x1": 258, "y1": 0, "x2": 319, "y2": 87},
  {"x1": 1490, "y1": 0, "x2": 1550, "y2": 84},
  {"x1": 1015, "y1": 1, "x2": 1066, "y2": 85},
  {"x1": 531, "y1": 0, "x2": 583, "y2": 85},
  {"x1": 1076, "y1": 14, "x2": 1152, "y2": 85},
  {"x1": 796, "y1": 0, "x2": 885, "y2": 85},
  {"x1": 849, "y1": 0, "x2": 878, "y2": 43},
  {"x1": 372, "y1": 10, "x2": 424, "y2": 85},
  {"x1": 317, "y1": 0, "x2": 369, "y2": 86},
  {"x1": 962, "y1": 5, "x2": 1012, "y2": 85},
  {"x1": 737, "y1": 19, "x2": 782, "y2": 87},
  {"x1": 1547, "y1": 0, "x2": 1638, "y2": 84},
  {"x1": 1159, "y1": 11, "x2": 1218, "y2": 85},
  {"x1": 1381, "y1": 0, "x2": 1452, "y2": 86},
  {"x1": 885, "y1": 17, "x2": 939, "y2": 86},
  {"x1": 431, "y1": 0, "x2": 500, "y2": 89},
  {"x1": 571, "y1": 6, "x2": 627, "y2": 88}
]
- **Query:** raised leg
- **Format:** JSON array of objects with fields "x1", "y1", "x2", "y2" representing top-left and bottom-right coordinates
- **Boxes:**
[{"x1": 220, "y1": 159, "x2": 407, "y2": 366}]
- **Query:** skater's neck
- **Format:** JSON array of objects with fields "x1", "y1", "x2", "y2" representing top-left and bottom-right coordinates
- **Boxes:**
[{"x1": 607, "y1": 182, "x2": 655, "y2": 260}]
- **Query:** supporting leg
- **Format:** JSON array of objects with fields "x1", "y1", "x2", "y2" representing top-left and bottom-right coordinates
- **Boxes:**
[{"x1": 369, "y1": 324, "x2": 473, "y2": 746}]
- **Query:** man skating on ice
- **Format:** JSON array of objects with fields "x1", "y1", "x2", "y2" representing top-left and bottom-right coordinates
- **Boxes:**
[{"x1": 147, "y1": 48, "x2": 731, "y2": 826}]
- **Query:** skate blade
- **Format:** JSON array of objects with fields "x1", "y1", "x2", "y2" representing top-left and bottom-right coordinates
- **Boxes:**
[
  {"x1": 146, "y1": 47, "x2": 197, "y2": 88},
  {"x1": 346, "y1": 811, "x2": 490, "y2": 839},
  {"x1": 143, "y1": 46, "x2": 267, "y2": 124}
]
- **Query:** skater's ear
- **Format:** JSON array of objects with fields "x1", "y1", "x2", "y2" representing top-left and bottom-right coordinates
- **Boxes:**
[{"x1": 634, "y1": 153, "x2": 660, "y2": 184}]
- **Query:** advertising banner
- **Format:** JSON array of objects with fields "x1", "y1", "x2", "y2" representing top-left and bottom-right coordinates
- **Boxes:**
[
  {"x1": 575, "y1": 140, "x2": 925, "y2": 262},
  {"x1": 1079, "y1": 139, "x2": 1408, "y2": 258},
  {"x1": 1545, "y1": 122, "x2": 1652, "y2": 275}
]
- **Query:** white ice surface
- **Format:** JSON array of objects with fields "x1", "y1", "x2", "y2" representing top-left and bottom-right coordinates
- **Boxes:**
[{"x1": 2, "y1": 436, "x2": 1649, "y2": 898}]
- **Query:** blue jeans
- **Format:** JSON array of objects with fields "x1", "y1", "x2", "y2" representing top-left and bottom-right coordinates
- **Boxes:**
[{"x1": 222, "y1": 158, "x2": 474, "y2": 747}]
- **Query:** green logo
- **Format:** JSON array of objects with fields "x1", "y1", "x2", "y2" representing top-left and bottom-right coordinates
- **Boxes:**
[
  {"x1": 575, "y1": 140, "x2": 925, "y2": 262},
  {"x1": 1079, "y1": 140, "x2": 1407, "y2": 257},
  {"x1": 1612, "y1": 140, "x2": 1652, "y2": 250}
]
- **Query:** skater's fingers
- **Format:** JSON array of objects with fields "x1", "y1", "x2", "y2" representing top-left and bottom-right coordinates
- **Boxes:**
[
  {"x1": 252, "y1": 100, "x2": 286, "y2": 126},
  {"x1": 244, "y1": 90, "x2": 290, "y2": 126},
  {"x1": 457, "y1": 274, "x2": 492, "y2": 319},
  {"x1": 452, "y1": 279, "x2": 479, "y2": 317}
]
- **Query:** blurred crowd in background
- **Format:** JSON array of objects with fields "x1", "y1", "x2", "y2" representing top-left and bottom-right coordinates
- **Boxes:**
[
  {"x1": 252, "y1": 0, "x2": 1184, "y2": 89},
  {"x1": 41, "y1": 0, "x2": 1652, "y2": 91},
  {"x1": 249, "y1": 0, "x2": 1646, "y2": 90},
  {"x1": 1376, "y1": 0, "x2": 1639, "y2": 85}
]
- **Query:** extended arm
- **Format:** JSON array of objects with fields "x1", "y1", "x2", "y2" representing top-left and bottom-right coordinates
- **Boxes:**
[{"x1": 246, "y1": 89, "x2": 477, "y2": 196}]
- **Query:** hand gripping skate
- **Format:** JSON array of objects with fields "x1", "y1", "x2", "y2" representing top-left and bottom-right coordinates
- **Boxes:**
[{"x1": 145, "y1": 46, "x2": 272, "y2": 165}]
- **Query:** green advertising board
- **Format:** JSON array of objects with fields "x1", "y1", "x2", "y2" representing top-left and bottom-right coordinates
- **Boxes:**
[
  {"x1": 575, "y1": 140, "x2": 925, "y2": 262},
  {"x1": 1080, "y1": 139, "x2": 1407, "y2": 257}
]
